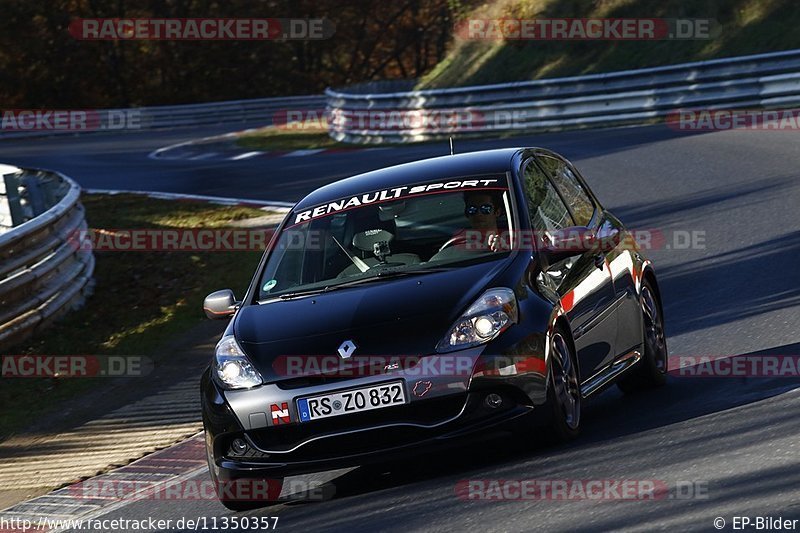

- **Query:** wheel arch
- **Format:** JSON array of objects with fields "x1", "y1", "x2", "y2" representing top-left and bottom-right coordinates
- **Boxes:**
[
  {"x1": 641, "y1": 265, "x2": 663, "y2": 311},
  {"x1": 553, "y1": 314, "x2": 580, "y2": 382}
]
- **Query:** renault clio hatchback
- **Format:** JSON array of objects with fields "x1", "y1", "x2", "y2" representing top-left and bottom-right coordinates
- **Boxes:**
[{"x1": 200, "y1": 148, "x2": 668, "y2": 509}]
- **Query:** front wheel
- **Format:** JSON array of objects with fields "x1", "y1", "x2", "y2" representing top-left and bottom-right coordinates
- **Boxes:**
[
  {"x1": 545, "y1": 330, "x2": 582, "y2": 443},
  {"x1": 618, "y1": 280, "x2": 668, "y2": 393}
]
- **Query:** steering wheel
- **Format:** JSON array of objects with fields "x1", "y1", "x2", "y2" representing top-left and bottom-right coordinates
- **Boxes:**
[{"x1": 437, "y1": 235, "x2": 468, "y2": 253}]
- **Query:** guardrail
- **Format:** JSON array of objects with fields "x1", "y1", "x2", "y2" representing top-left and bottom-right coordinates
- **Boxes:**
[
  {"x1": 135, "y1": 95, "x2": 325, "y2": 128},
  {"x1": 325, "y1": 48, "x2": 800, "y2": 143},
  {"x1": 0, "y1": 167, "x2": 94, "y2": 350},
  {"x1": 0, "y1": 95, "x2": 326, "y2": 138}
]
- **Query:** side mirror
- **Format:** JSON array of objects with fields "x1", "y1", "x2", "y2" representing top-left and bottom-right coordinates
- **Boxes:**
[
  {"x1": 203, "y1": 289, "x2": 239, "y2": 320},
  {"x1": 595, "y1": 224, "x2": 621, "y2": 252},
  {"x1": 541, "y1": 226, "x2": 597, "y2": 263}
]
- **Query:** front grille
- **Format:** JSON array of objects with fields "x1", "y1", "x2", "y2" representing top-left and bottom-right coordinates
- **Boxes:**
[
  {"x1": 265, "y1": 425, "x2": 439, "y2": 461},
  {"x1": 224, "y1": 388, "x2": 529, "y2": 463}
]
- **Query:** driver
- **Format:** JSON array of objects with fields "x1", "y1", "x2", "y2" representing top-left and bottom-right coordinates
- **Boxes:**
[{"x1": 462, "y1": 190, "x2": 506, "y2": 252}]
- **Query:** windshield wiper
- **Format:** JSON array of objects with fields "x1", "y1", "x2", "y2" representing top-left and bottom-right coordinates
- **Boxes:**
[
  {"x1": 332, "y1": 266, "x2": 452, "y2": 287},
  {"x1": 269, "y1": 267, "x2": 452, "y2": 301},
  {"x1": 276, "y1": 286, "x2": 336, "y2": 300},
  {"x1": 376, "y1": 266, "x2": 452, "y2": 276}
]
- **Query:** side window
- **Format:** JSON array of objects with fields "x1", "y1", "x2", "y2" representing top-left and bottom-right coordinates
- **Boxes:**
[
  {"x1": 538, "y1": 155, "x2": 595, "y2": 227},
  {"x1": 523, "y1": 160, "x2": 573, "y2": 231}
]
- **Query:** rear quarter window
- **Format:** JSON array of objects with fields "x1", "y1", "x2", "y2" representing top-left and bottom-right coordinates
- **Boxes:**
[{"x1": 538, "y1": 155, "x2": 595, "y2": 227}]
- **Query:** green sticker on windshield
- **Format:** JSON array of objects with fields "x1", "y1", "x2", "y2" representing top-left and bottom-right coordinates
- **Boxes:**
[{"x1": 262, "y1": 279, "x2": 277, "y2": 292}]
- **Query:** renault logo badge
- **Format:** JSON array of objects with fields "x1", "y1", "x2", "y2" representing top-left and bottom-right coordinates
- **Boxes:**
[{"x1": 338, "y1": 340, "x2": 357, "y2": 359}]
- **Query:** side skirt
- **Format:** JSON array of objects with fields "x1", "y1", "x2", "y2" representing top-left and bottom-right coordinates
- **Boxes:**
[{"x1": 580, "y1": 349, "x2": 641, "y2": 398}]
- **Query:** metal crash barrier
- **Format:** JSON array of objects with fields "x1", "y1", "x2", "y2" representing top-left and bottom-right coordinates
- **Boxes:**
[{"x1": 0, "y1": 166, "x2": 94, "y2": 350}]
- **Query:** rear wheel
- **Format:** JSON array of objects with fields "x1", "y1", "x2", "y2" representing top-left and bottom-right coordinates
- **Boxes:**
[
  {"x1": 618, "y1": 280, "x2": 668, "y2": 393},
  {"x1": 545, "y1": 330, "x2": 581, "y2": 443}
]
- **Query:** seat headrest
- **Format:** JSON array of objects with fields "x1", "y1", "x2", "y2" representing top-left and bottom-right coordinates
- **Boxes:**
[{"x1": 352, "y1": 229, "x2": 393, "y2": 252}]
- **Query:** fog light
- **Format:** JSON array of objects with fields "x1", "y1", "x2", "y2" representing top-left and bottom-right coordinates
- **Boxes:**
[
  {"x1": 485, "y1": 393, "x2": 503, "y2": 409},
  {"x1": 231, "y1": 438, "x2": 248, "y2": 455}
]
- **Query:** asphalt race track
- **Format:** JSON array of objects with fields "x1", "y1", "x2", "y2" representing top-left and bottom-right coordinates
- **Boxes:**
[{"x1": 1, "y1": 124, "x2": 799, "y2": 531}]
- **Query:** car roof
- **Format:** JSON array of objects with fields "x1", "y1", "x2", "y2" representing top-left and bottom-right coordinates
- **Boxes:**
[{"x1": 292, "y1": 147, "x2": 525, "y2": 211}]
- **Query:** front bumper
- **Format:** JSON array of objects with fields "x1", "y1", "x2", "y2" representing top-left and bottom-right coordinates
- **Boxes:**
[{"x1": 202, "y1": 346, "x2": 548, "y2": 479}]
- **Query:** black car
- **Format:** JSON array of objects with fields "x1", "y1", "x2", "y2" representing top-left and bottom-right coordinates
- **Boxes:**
[{"x1": 200, "y1": 147, "x2": 668, "y2": 510}]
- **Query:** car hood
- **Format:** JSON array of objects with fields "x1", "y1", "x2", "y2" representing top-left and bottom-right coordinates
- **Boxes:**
[{"x1": 234, "y1": 260, "x2": 508, "y2": 381}]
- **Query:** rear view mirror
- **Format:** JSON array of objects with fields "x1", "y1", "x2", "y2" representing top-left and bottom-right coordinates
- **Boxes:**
[
  {"x1": 378, "y1": 201, "x2": 406, "y2": 221},
  {"x1": 203, "y1": 289, "x2": 239, "y2": 319}
]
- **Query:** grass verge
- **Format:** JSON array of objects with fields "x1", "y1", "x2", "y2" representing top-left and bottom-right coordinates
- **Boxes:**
[
  {"x1": 237, "y1": 126, "x2": 343, "y2": 151},
  {"x1": 419, "y1": 0, "x2": 800, "y2": 89},
  {"x1": 0, "y1": 194, "x2": 273, "y2": 438},
  {"x1": 236, "y1": 125, "x2": 469, "y2": 151}
]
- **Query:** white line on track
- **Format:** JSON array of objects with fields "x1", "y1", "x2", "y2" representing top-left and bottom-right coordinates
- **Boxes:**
[
  {"x1": 284, "y1": 149, "x2": 325, "y2": 157},
  {"x1": 229, "y1": 151, "x2": 264, "y2": 160},
  {"x1": 188, "y1": 152, "x2": 218, "y2": 160}
]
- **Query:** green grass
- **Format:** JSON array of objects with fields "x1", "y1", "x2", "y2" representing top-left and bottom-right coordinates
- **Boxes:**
[
  {"x1": 419, "y1": 0, "x2": 800, "y2": 88},
  {"x1": 0, "y1": 194, "x2": 271, "y2": 438},
  {"x1": 237, "y1": 127, "x2": 344, "y2": 151},
  {"x1": 236, "y1": 125, "x2": 459, "y2": 150}
]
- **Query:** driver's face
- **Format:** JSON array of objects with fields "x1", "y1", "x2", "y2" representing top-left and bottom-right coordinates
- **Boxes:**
[{"x1": 465, "y1": 193, "x2": 500, "y2": 230}]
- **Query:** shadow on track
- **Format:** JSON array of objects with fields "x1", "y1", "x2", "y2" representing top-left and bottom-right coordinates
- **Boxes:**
[{"x1": 245, "y1": 343, "x2": 799, "y2": 512}]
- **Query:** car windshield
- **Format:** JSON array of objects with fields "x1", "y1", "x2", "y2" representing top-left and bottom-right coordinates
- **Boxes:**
[{"x1": 257, "y1": 177, "x2": 514, "y2": 300}]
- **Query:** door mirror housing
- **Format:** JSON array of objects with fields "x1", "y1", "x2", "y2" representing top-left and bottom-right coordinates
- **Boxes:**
[
  {"x1": 541, "y1": 226, "x2": 597, "y2": 263},
  {"x1": 595, "y1": 224, "x2": 621, "y2": 252},
  {"x1": 203, "y1": 289, "x2": 239, "y2": 319}
]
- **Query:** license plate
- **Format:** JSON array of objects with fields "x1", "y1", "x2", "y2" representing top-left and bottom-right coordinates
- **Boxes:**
[{"x1": 296, "y1": 381, "x2": 407, "y2": 423}]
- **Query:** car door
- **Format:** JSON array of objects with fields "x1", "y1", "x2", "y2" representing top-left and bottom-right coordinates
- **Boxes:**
[
  {"x1": 522, "y1": 157, "x2": 617, "y2": 377},
  {"x1": 539, "y1": 154, "x2": 642, "y2": 363},
  {"x1": 592, "y1": 211, "x2": 644, "y2": 359}
]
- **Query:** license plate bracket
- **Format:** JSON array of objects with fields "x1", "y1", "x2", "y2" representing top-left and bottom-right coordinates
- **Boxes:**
[{"x1": 296, "y1": 381, "x2": 407, "y2": 423}]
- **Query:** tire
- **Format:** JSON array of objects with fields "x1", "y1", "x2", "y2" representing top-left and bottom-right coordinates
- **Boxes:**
[
  {"x1": 545, "y1": 329, "x2": 581, "y2": 443},
  {"x1": 618, "y1": 279, "x2": 668, "y2": 393},
  {"x1": 206, "y1": 444, "x2": 281, "y2": 511}
]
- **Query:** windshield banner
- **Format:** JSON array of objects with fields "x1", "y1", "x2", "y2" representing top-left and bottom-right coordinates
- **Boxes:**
[{"x1": 292, "y1": 178, "x2": 506, "y2": 225}]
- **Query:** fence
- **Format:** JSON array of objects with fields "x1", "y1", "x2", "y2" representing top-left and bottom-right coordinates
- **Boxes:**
[{"x1": 0, "y1": 167, "x2": 94, "y2": 350}]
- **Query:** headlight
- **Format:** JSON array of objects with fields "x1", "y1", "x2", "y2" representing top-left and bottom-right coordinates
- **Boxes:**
[
  {"x1": 214, "y1": 336, "x2": 262, "y2": 389},
  {"x1": 436, "y1": 288, "x2": 518, "y2": 352}
]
